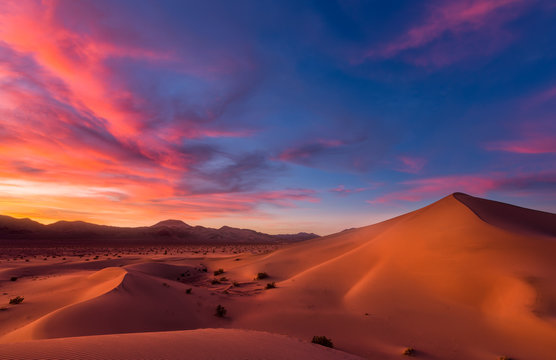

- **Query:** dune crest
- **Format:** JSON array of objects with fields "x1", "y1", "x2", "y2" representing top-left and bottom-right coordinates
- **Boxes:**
[{"x1": 453, "y1": 192, "x2": 556, "y2": 237}]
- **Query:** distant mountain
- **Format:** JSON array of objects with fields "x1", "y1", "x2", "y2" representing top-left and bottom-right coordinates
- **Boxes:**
[{"x1": 0, "y1": 216, "x2": 319, "y2": 246}]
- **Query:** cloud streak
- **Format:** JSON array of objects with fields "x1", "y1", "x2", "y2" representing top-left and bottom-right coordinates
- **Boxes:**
[{"x1": 360, "y1": 0, "x2": 531, "y2": 67}]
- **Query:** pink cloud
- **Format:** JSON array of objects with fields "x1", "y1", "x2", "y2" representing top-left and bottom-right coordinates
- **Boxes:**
[
  {"x1": 278, "y1": 139, "x2": 345, "y2": 162},
  {"x1": 330, "y1": 185, "x2": 370, "y2": 196},
  {"x1": 522, "y1": 85, "x2": 556, "y2": 109},
  {"x1": 368, "y1": 174, "x2": 499, "y2": 203},
  {"x1": 395, "y1": 156, "x2": 427, "y2": 173},
  {"x1": 368, "y1": 172, "x2": 556, "y2": 204},
  {"x1": 485, "y1": 137, "x2": 556, "y2": 154},
  {"x1": 0, "y1": 1, "x2": 296, "y2": 226},
  {"x1": 360, "y1": 0, "x2": 530, "y2": 67},
  {"x1": 484, "y1": 118, "x2": 556, "y2": 154}
]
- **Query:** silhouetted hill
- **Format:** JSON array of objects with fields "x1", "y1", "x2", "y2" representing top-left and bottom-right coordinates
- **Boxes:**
[{"x1": 0, "y1": 216, "x2": 319, "y2": 247}]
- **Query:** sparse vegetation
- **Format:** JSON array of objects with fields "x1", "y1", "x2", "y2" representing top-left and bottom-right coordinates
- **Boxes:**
[
  {"x1": 219, "y1": 277, "x2": 228, "y2": 281},
  {"x1": 185, "y1": 288, "x2": 192, "y2": 294},
  {"x1": 498, "y1": 357, "x2": 513, "y2": 360},
  {"x1": 232, "y1": 281, "x2": 240, "y2": 287},
  {"x1": 215, "y1": 304, "x2": 227, "y2": 317},
  {"x1": 265, "y1": 282, "x2": 276, "y2": 289},
  {"x1": 9, "y1": 296, "x2": 24, "y2": 305},
  {"x1": 211, "y1": 278, "x2": 221, "y2": 285},
  {"x1": 312, "y1": 336, "x2": 333, "y2": 348},
  {"x1": 403, "y1": 347, "x2": 416, "y2": 356},
  {"x1": 10, "y1": 276, "x2": 17, "y2": 282},
  {"x1": 214, "y1": 268, "x2": 224, "y2": 276},
  {"x1": 256, "y1": 272, "x2": 269, "y2": 280}
]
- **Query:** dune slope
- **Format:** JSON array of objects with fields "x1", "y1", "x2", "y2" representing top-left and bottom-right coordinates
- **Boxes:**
[
  {"x1": 226, "y1": 193, "x2": 556, "y2": 359},
  {"x1": 0, "y1": 329, "x2": 363, "y2": 360}
]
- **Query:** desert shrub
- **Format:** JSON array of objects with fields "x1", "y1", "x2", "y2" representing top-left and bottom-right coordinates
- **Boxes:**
[
  {"x1": 9, "y1": 296, "x2": 24, "y2": 305},
  {"x1": 211, "y1": 278, "x2": 221, "y2": 285},
  {"x1": 265, "y1": 282, "x2": 276, "y2": 289},
  {"x1": 403, "y1": 347, "x2": 416, "y2": 356},
  {"x1": 256, "y1": 272, "x2": 269, "y2": 280},
  {"x1": 185, "y1": 288, "x2": 192, "y2": 294},
  {"x1": 214, "y1": 268, "x2": 224, "y2": 276},
  {"x1": 232, "y1": 281, "x2": 240, "y2": 287},
  {"x1": 498, "y1": 357, "x2": 513, "y2": 360},
  {"x1": 312, "y1": 336, "x2": 333, "y2": 348},
  {"x1": 215, "y1": 304, "x2": 227, "y2": 317},
  {"x1": 219, "y1": 277, "x2": 228, "y2": 281},
  {"x1": 10, "y1": 277, "x2": 17, "y2": 282}
]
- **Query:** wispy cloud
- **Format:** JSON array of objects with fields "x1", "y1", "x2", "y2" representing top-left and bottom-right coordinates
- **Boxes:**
[
  {"x1": 360, "y1": 0, "x2": 531, "y2": 67},
  {"x1": 395, "y1": 156, "x2": 427, "y2": 173},
  {"x1": 368, "y1": 172, "x2": 556, "y2": 204}
]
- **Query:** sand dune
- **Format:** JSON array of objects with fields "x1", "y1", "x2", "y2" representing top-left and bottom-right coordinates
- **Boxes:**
[
  {"x1": 0, "y1": 329, "x2": 363, "y2": 360},
  {"x1": 0, "y1": 193, "x2": 554, "y2": 359}
]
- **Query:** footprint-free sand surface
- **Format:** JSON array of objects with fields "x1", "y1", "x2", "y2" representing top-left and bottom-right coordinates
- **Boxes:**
[{"x1": 1, "y1": 193, "x2": 554, "y2": 359}]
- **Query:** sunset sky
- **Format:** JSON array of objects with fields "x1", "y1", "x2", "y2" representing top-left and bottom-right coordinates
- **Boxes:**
[{"x1": 0, "y1": 0, "x2": 555, "y2": 234}]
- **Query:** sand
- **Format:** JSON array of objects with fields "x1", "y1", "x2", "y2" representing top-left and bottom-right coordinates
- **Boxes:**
[
  {"x1": 0, "y1": 329, "x2": 363, "y2": 360},
  {"x1": 0, "y1": 193, "x2": 554, "y2": 359}
]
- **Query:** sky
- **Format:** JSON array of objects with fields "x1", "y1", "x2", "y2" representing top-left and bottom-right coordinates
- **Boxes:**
[{"x1": 0, "y1": 0, "x2": 555, "y2": 235}]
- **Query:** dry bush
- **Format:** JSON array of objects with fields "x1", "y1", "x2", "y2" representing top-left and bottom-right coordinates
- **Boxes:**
[
  {"x1": 9, "y1": 296, "x2": 24, "y2": 305},
  {"x1": 311, "y1": 336, "x2": 333, "y2": 348}
]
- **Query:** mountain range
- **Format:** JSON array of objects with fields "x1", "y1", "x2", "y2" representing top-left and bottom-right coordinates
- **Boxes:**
[{"x1": 0, "y1": 216, "x2": 319, "y2": 246}]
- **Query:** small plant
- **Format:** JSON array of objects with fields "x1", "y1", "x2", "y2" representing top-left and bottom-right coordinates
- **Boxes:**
[
  {"x1": 219, "y1": 277, "x2": 228, "y2": 282},
  {"x1": 403, "y1": 347, "x2": 416, "y2": 356},
  {"x1": 215, "y1": 304, "x2": 227, "y2": 317},
  {"x1": 265, "y1": 282, "x2": 276, "y2": 289},
  {"x1": 256, "y1": 272, "x2": 269, "y2": 280},
  {"x1": 214, "y1": 268, "x2": 224, "y2": 276},
  {"x1": 185, "y1": 288, "x2": 192, "y2": 294},
  {"x1": 9, "y1": 296, "x2": 24, "y2": 305},
  {"x1": 312, "y1": 336, "x2": 333, "y2": 348},
  {"x1": 10, "y1": 277, "x2": 17, "y2": 282},
  {"x1": 232, "y1": 281, "x2": 240, "y2": 287},
  {"x1": 211, "y1": 278, "x2": 221, "y2": 285}
]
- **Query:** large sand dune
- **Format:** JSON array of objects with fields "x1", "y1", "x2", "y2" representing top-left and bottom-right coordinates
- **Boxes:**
[{"x1": 0, "y1": 193, "x2": 554, "y2": 359}]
